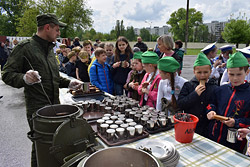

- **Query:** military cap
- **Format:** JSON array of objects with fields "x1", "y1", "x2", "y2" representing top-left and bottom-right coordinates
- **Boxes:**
[
  {"x1": 219, "y1": 45, "x2": 235, "y2": 52},
  {"x1": 37, "y1": 13, "x2": 66, "y2": 27},
  {"x1": 193, "y1": 52, "x2": 211, "y2": 67},
  {"x1": 141, "y1": 51, "x2": 159, "y2": 64},
  {"x1": 236, "y1": 48, "x2": 250, "y2": 58},
  {"x1": 133, "y1": 51, "x2": 143, "y2": 60},
  {"x1": 201, "y1": 42, "x2": 216, "y2": 54},
  {"x1": 158, "y1": 56, "x2": 180, "y2": 73},
  {"x1": 227, "y1": 52, "x2": 249, "y2": 68}
]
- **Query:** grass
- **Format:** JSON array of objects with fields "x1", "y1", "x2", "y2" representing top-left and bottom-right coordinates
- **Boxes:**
[
  {"x1": 185, "y1": 48, "x2": 237, "y2": 55},
  {"x1": 185, "y1": 48, "x2": 201, "y2": 55}
]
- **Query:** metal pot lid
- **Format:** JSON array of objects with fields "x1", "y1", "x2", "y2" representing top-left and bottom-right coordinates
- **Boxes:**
[{"x1": 51, "y1": 118, "x2": 96, "y2": 164}]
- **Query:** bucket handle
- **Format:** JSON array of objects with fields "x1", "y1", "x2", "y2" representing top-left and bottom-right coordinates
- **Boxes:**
[
  {"x1": 60, "y1": 144, "x2": 96, "y2": 167},
  {"x1": 61, "y1": 151, "x2": 89, "y2": 167},
  {"x1": 27, "y1": 131, "x2": 42, "y2": 142}
]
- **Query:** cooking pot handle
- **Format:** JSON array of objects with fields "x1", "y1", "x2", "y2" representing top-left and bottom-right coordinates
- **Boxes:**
[
  {"x1": 27, "y1": 131, "x2": 42, "y2": 141},
  {"x1": 61, "y1": 151, "x2": 89, "y2": 167}
]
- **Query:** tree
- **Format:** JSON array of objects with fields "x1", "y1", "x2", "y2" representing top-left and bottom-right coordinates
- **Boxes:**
[
  {"x1": 125, "y1": 26, "x2": 136, "y2": 41},
  {"x1": 0, "y1": 0, "x2": 26, "y2": 35},
  {"x1": 167, "y1": 8, "x2": 203, "y2": 41},
  {"x1": 16, "y1": 7, "x2": 39, "y2": 36},
  {"x1": 222, "y1": 19, "x2": 250, "y2": 48},
  {"x1": 57, "y1": 0, "x2": 93, "y2": 38},
  {"x1": 140, "y1": 28, "x2": 150, "y2": 41},
  {"x1": 36, "y1": 0, "x2": 57, "y2": 13}
]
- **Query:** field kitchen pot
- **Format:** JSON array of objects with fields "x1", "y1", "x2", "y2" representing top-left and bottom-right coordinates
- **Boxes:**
[
  {"x1": 78, "y1": 147, "x2": 163, "y2": 167},
  {"x1": 28, "y1": 104, "x2": 96, "y2": 167}
]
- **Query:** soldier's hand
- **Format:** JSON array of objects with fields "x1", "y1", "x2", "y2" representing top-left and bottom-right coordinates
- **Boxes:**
[
  {"x1": 23, "y1": 70, "x2": 41, "y2": 85},
  {"x1": 69, "y1": 80, "x2": 83, "y2": 90}
]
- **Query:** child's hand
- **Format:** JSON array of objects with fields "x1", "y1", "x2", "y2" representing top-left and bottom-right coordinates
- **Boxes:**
[
  {"x1": 123, "y1": 84, "x2": 127, "y2": 89},
  {"x1": 222, "y1": 118, "x2": 235, "y2": 127},
  {"x1": 142, "y1": 82, "x2": 149, "y2": 88},
  {"x1": 237, "y1": 128, "x2": 250, "y2": 141},
  {"x1": 195, "y1": 85, "x2": 205, "y2": 96},
  {"x1": 247, "y1": 146, "x2": 250, "y2": 157},
  {"x1": 128, "y1": 82, "x2": 134, "y2": 88},
  {"x1": 112, "y1": 61, "x2": 121, "y2": 68},
  {"x1": 213, "y1": 59, "x2": 220, "y2": 67},
  {"x1": 121, "y1": 61, "x2": 129, "y2": 68},
  {"x1": 142, "y1": 88, "x2": 149, "y2": 94},
  {"x1": 207, "y1": 111, "x2": 216, "y2": 120},
  {"x1": 221, "y1": 63, "x2": 226, "y2": 68}
]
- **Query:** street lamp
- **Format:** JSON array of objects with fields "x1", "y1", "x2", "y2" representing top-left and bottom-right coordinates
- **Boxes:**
[{"x1": 145, "y1": 20, "x2": 152, "y2": 41}]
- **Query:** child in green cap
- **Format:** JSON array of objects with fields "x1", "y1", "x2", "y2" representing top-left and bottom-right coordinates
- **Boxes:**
[
  {"x1": 206, "y1": 52, "x2": 250, "y2": 153},
  {"x1": 156, "y1": 56, "x2": 187, "y2": 115},
  {"x1": 125, "y1": 51, "x2": 146, "y2": 101},
  {"x1": 177, "y1": 52, "x2": 218, "y2": 137},
  {"x1": 138, "y1": 51, "x2": 161, "y2": 108}
]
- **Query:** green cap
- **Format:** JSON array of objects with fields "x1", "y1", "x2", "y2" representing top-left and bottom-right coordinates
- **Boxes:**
[
  {"x1": 141, "y1": 51, "x2": 159, "y2": 64},
  {"x1": 227, "y1": 52, "x2": 249, "y2": 68},
  {"x1": 133, "y1": 51, "x2": 143, "y2": 60},
  {"x1": 37, "y1": 13, "x2": 66, "y2": 27},
  {"x1": 158, "y1": 56, "x2": 180, "y2": 73},
  {"x1": 193, "y1": 52, "x2": 211, "y2": 67}
]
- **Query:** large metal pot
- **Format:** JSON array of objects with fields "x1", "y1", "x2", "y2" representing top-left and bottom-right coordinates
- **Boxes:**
[
  {"x1": 29, "y1": 104, "x2": 95, "y2": 167},
  {"x1": 80, "y1": 147, "x2": 162, "y2": 167}
]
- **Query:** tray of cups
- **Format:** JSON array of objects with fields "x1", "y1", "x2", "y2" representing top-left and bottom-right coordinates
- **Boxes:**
[
  {"x1": 93, "y1": 113, "x2": 149, "y2": 146},
  {"x1": 124, "y1": 107, "x2": 174, "y2": 134},
  {"x1": 72, "y1": 100, "x2": 107, "y2": 121}
]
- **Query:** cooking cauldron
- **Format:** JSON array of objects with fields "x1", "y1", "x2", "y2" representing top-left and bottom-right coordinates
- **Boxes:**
[
  {"x1": 29, "y1": 104, "x2": 96, "y2": 167},
  {"x1": 79, "y1": 147, "x2": 162, "y2": 167}
]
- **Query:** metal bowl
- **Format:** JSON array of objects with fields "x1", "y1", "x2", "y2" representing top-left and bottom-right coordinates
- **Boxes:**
[{"x1": 81, "y1": 147, "x2": 161, "y2": 167}]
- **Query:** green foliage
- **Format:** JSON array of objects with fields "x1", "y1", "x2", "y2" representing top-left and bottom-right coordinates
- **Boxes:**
[
  {"x1": 16, "y1": 7, "x2": 39, "y2": 36},
  {"x1": 115, "y1": 20, "x2": 126, "y2": 38},
  {"x1": 0, "y1": 0, "x2": 92, "y2": 37},
  {"x1": 0, "y1": 0, "x2": 26, "y2": 35},
  {"x1": 125, "y1": 26, "x2": 136, "y2": 41},
  {"x1": 57, "y1": 0, "x2": 93, "y2": 38},
  {"x1": 151, "y1": 34, "x2": 159, "y2": 42},
  {"x1": 0, "y1": 14, "x2": 13, "y2": 35},
  {"x1": 36, "y1": 0, "x2": 57, "y2": 13},
  {"x1": 140, "y1": 28, "x2": 150, "y2": 41},
  {"x1": 222, "y1": 19, "x2": 250, "y2": 47},
  {"x1": 167, "y1": 8, "x2": 203, "y2": 42}
]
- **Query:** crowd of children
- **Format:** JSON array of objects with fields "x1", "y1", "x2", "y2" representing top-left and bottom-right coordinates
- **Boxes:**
[{"x1": 56, "y1": 35, "x2": 250, "y2": 155}]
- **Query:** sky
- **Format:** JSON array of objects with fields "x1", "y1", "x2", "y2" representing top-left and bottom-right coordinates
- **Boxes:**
[{"x1": 86, "y1": 0, "x2": 250, "y2": 33}]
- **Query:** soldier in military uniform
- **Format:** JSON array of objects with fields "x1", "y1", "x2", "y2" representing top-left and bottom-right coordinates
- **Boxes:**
[{"x1": 1, "y1": 13, "x2": 82, "y2": 167}]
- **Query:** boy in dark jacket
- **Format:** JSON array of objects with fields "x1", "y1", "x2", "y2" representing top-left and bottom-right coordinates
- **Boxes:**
[
  {"x1": 89, "y1": 48, "x2": 113, "y2": 94},
  {"x1": 177, "y1": 53, "x2": 218, "y2": 137},
  {"x1": 207, "y1": 52, "x2": 250, "y2": 152},
  {"x1": 65, "y1": 51, "x2": 77, "y2": 78}
]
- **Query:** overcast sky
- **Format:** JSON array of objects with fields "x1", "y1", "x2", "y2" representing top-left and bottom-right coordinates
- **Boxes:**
[{"x1": 86, "y1": 0, "x2": 250, "y2": 33}]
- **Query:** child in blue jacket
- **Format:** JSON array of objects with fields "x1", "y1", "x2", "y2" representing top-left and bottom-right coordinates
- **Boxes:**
[
  {"x1": 89, "y1": 48, "x2": 113, "y2": 94},
  {"x1": 207, "y1": 52, "x2": 250, "y2": 153}
]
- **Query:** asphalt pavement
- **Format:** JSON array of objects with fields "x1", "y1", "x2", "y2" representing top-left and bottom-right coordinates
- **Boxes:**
[{"x1": 0, "y1": 55, "x2": 197, "y2": 167}]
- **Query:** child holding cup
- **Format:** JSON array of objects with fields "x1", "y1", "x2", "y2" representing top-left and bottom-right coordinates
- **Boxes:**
[{"x1": 207, "y1": 52, "x2": 250, "y2": 152}]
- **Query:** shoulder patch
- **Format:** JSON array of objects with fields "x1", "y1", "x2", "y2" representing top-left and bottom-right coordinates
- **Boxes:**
[{"x1": 18, "y1": 39, "x2": 31, "y2": 47}]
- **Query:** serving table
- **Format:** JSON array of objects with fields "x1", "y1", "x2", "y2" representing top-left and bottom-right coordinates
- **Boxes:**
[{"x1": 59, "y1": 73, "x2": 250, "y2": 166}]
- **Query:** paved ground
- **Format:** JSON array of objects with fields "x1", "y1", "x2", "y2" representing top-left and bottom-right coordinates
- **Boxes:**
[{"x1": 0, "y1": 55, "x2": 197, "y2": 167}]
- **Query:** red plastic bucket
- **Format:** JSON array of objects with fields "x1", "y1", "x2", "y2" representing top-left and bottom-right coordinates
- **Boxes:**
[{"x1": 173, "y1": 113, "x2": 199, "y2": 143}]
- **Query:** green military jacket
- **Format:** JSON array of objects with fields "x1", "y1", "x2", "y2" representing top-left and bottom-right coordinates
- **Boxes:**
[{"x1": 1, "y1": 35, "x2": 70, "y2": 116}]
